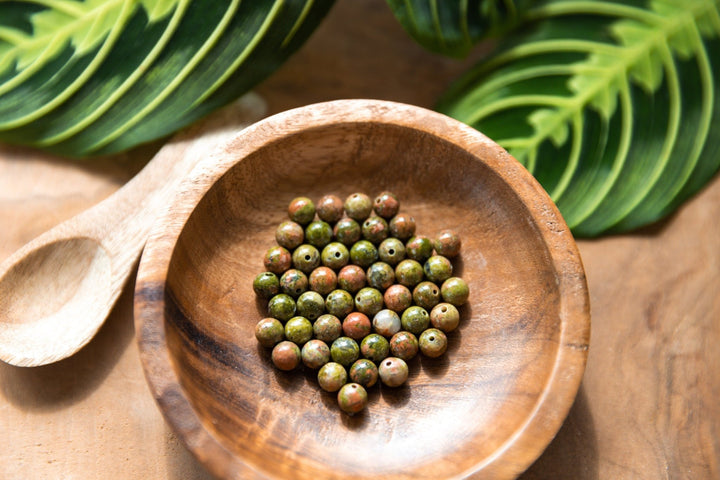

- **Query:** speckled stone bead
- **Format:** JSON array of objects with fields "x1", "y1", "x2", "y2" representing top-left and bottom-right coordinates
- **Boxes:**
[
  {"x1": 349, "y1": 240, "x2": 378, "y2": 268},
  {"x1": 313, "y1": 314, "x2": 343, "y2": 343},
  {"x1": 337, "y1": 264, "x2": 366, "y2": 293},
  {"x1": 434, "y1": 229, "x2": 461, "y2": 258},
  {"x1": 394, "y1": 259, "x2": 424, "y2": 288},
  {"x1": 279, "y1": 269, "x2": 308, "y2": 297},
  {"x1": 316, "y1": 194, "x2": 344, "y2": 223},
  {"x1": 373, "y1": 191, "x2": 399, "y2": 219},
  {"x1": 296, "y1": 291, "x2": 325, "y2": 320},
  {"x1": 268, "y1": 294, "x2": 296, "y2": 322},
  {"x1": 354, "y1": 287, "x2": 384, "y2": 316},
  {"x1": 388, "y1": 214, "x2": 416, "y2": 241},
  {"x1": 254, "y1": 318, "x2": 284, "y2": 348},
  {"x1": 275, "y1": 221, "x2": 304, "y2": 250},
  {"x1": 361, "y1": 216, "x2": 389, "y2": 244},
  {"x1": 430, "y1": 303, "x2": 460, "y2": 332},
  {"x1": 292, "y1": 244, "x2": 320, "y2": 274},
  {"x1": 401, "y1": 305, "x2": 430, "y2": 335},
  {"x1": 372, "y1": 309, "x2": 402, "y2": 337},
  {"x1": 287, "y1": 197, "x2": 315, "y2": 225},
  {"x1": 349, "y1": 359, "x2": 379, "y2": 388},
  {"x1": 325, "y1": 289, "x2": 355, "y2": 318},
  {"x1": 263, "y1": 246, "x2": 292, "y2": 274},
  {"x1": 308, "y1": 267, "x2": 337, "y2": 295},
  {"x1": 333, "y1": 217, "x2": 361, "y2": 246},
  {"x1": 406, "y1": 236, "x2": 434, "y2": 263},
  {"x1": 321, "y1": 242, "x2": 350, "y2": 270},
  {"x1": 378, "y1": 237, "x2": 406, "y2": 265},
  {"x1": 419, "y1": 328, "x2": 448, "y2": 358},
  {"x1": 342, "y1": 312, "x2": 372, "y2": 340},
  {"x1": 344, "y1": 193, "x2": 373, "y2": 221},
  {"x1": 337, "y1": 383, "x2": 368, "y2": 415},
  {"x1": 318, "y1": 362, "x2": 347, "y2": 392},
  {"x1": 412, "y1": 281, "x2": 441, "y2": 310},
  {"x1": 383, "y1": 284, "x2": 412, "y2": 313},
  {"x1": 253, "y1": 272, "x2": 279, "y2": 299},
  {"x1": 424, "y1": 255, "x2": 453, "y2": 283},
  {"x1": 360, "y1": 333, "x2": 390, "y2": 363},
  {"x1": 284, "y1": 316, "x2": 313, "y2": 345},
  {"x1": 305, "y1": 220, "x2": 333, "y2": 249},
  {"x1": 366, "y1": 262, "x2": 395, "y2": 291},
  {"x1": 301, "y1": 339, "x2": 330, "y2": 369},
  {"x1": 389, "y1": 331, "x2": 419, "y2": 361},
  {"x1": 330, "y1": 336, "x2": 360, "y2": 367},
  {"x1": 378, "y1": 357, "x2": 409, "y2": 387},
  {"x1": 441, "y1": 277, "x2": 470, "y2": 306},
  {"x1": 271, "y1": 341, "x2": 301, "y2": 371}
]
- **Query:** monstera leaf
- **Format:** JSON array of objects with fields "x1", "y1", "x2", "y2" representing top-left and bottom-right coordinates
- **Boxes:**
[
  {"x1": 438, "y1": 0, "x2": 720, "y2": 236},
  {"x1": 0, "y1": 0, "x2": 334, "y2": 156}
]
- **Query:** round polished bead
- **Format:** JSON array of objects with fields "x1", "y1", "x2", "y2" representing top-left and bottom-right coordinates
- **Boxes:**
[
  {"x1": 288, "y1": 196, "x2": 315, "y2": 225},
  {"x1": 263, "y1": 245, "x2": 292, "y2": 274},
  {"x1": 279, "y1": 269, "x2": 308, "y2": 298},
  {"x1": 378, "y1": 357, "x2": 409, "y2": 387},
  {"x1": 394, "y1": 259, "x2": 424, "y2": 288},
  {"x1": 292, "y1": 244, "x2": 321, "y2": 274},
  {"x1": 316, "y1": 194, "x2": 344, "y2": 223},
  {"x1": 366, "y1": 262, "x2": 395, "y2": 291},
  {"x1": 275, "y1": 221, "x2": 304, "y2": 250},
  {"x1": 313, "y1": 314, "x2": 343, "y2": 343},
  {"x1": 253, "y1": 271, "x2": 279, "y2": 299},
  {"x1": 305, "y1": 220, "x2": 333, "y2": 248},
  {"x1": 284, "y1": 316, "x2": 313, "y2": 345},
  {"x1": 401, "y1": 305, "x2": 430, "y2": 335},
  {"x1": 330, "y1": 336, "x2": 360, "y2": 367},
  {"x1": 361, "y1": 216, "x2": 389, "y2": 244},
  {"x1": 321, "y1": 242, "x2": 350, "y2": 270},
  {"x1": 424, "y1": 255, "x2": 453, "y2": 283},
  {"x1": 308, "y1": 267, "x2": 337, "y2": 295},
  {"x1": 325, "y1": 289, "x2": 355, "y2": 318},
  {"x1": 434, "y1": 229, "x2": 462, "y2": 257},
  {"x1": 349, "y1": 240, "x2": 378, "y2": 268},
  {"x1": 430, "y1": 303, "x2": 460, "y2": 332},
  {"x1": 318, "y1": 362, "x2": 347, "y2": 392},
  {"x1": 383, "y1": 284, "x2": 412, "y2": 313},
  {"x1": 389, "y1": 331, "x2": 419, "y2": 361},
  {"x1": 349, "y1": 359, "x2": 378, "y2": 388},
  {"x1": 373, "y1": 191, "x2": 399, "y2": 219},
  {"x1": 388, "y1": 214, "x2": 416, "y2": 241},
  {"x1": 406, "y1": 236, "x2": 434, "y2": 263},
  {"x1": 271, "y1": 341, "x2": 301, "y2": 371},
  {"x1": 441, "y1": 277, "x2": 470, "y2": 306},
  {"x1": 355, "y1": 287, "x2": 384, "y2": 316},
  {"x1": 372, "y1": 309, "x2": 401, "y2": 337},
  {"x1": 378, "y1": 237, "x2": 406, "y2": 265},
  {"x1": 333, "y1": 217, "x2": 361, "y2": 246},
  {"x1": 296, "y1": 291, "x2": 325, "y2": 320},
  {"x1": 337, "y1": 264, "x2": 366, "y2": 293},
  {"x1": 254, "y1": 318, "x2": 284, "y2": 348},
  {"x1": 419, "y1": 328, "x2": 448, "y2": 358},
  {"x1": 268, "y1": 294, "x2": 296, "y2": 322},
  {"x1": 342, "y1": 312, "x2": 372, "y2": 340},
  {"x1": 301, "y1": 339, "x2": 330, "y2": 369},
  {"x1": 337, "y1": 383, "x2": 368, "y2": 415},
  {"x1": 360, "y1": 333, "x2": 390, "y2": 363},
  {"x1": 344, "y1": 193, "x2": 373, "y2": 221},
  {"x1": 412, "y1": 281, "x2": 441, "y2": 310}
]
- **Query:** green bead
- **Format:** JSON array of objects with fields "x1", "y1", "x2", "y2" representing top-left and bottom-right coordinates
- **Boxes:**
[
  {"x1": 349, "y1": 359, "x2": 379, "y2": 388},
  {"x1": 389, "y1": 331, "x2": 419, "y2": 361},
  {"x1": 321, "y1": 242, "x2": 350, "y2": 270},
  {"x1": 424, "y1": 255, "x2": 453, "y2": 283},
  {"x1": 349, "y1": 240, "x2": 378, "y2": 268},
  {"x1": 296, "y1": 291, "x2": 325, "y2": 320},
  {"x1": 292, "y1": 244, "x2": 320, "y2": 274},
  {"x1": 325, "y1": 289, "x2": 355, "y2": 318},
  {"x1": 434, "y1": 229, "x2": 461, "y2": 257},
  {"x1": 301, "y1": 339, "x2": 330, "y2": 369},
  {"x1": 313, "y1": 314, "x2": 343, "y2": 343},
  {"x1": 355, "y1": 287, "x2": 384, "y2": 316},
  {"x1": 330, "y1": 336, "x2": 360, "y2": 367},
  {"x1": 284, "y1": 316, "x2": 313, "y2": 345},
  {"x1": 401, "y1": 305, "x2": 430, "y2": 335},
  {"x1": 412, "y1": 281, "x2": 441, "y2": 310},
  {"x1": 394, "y1": 259, "x2": 424, "y2": 288},
  {"x1": 430, "y1": 303, "x2": 460, "y2": 332},
  {"x1": 441, "y1": 277, "x2": 470, "y2": 306},
  {"x1": 279, "y1": 269, "x2": 308, "y2": 297},
  {"x1": 333, "y1": 217, "x2": 361, "y2": 246},
  {"x1": 288, "y1": 197, "x2": 315, "y2": 225},
  {"x1": 418, "y1": 328, "x2": 448, "y2": 358},
  {"x1": 305, "y1": 220, "x2": 333, "y2": 248},
  {"x1": 275, "y1": 221, "x2": 304, "y2": 250},
  {"x1": 366, "y1": 262, "x2": 395, "y2": 291},
  {"x1": 405, "y1": 236, "x2": 434, "y2": 263},
  {"x1": 360, "y1": 333, "x2": 390, "y2": 363},
  {"x1": 378, "y1": 237, "x2": 406, "y2": 265},
  {"x1": 253, "y1": 272, "x2": 279, "y2": 299},
  {"x1": 318, "y1": 362, "x2": 347, "y2": 392},
  {"x1": 361, "y1": 216, "x2": 389, "y2": 244},
  {"x1": 254, "y1": 318, "x2": 284, "y2": 348},
  {"x1": 268, "y1": 294, "x2": 295, "y2": 322},
  {"x1": 337, "y1": 383, "x2": 368, "y2": 415},
  {"x1": 344, "y1": 193, "x2": 373, "y2": 221}
]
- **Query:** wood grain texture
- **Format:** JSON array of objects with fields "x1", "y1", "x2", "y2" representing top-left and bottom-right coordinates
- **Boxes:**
[{"x1": 134, "y1": 100, "x2": 590, "y2": 479}]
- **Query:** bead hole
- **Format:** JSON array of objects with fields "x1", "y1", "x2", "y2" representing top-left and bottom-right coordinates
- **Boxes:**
[
  {"x1": 305, "y1": 255, "x2": 311, "y2": 260},
  {"x1": 386, "y1": 361, "x2": 392, "y2": 366},
  {"x1": 388, "y1": 249, "x2": 395, "y2": 255},
  {"x1": 429, "y1": 336, "x2": 435, "y2": 341},
  {"x1": 335, "y1": 252, "x2": 341, "y2": 258},
  {"x1": 432, "y1": 289, "x2": 438, "y2": 295},
  {"x1": 441, "y1": 306, "x2": 447, "y2": 312}
]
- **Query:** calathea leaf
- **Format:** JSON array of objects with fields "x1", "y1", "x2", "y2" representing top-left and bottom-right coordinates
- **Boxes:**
[
  {"x1": 438, "y1": 0, "x2": 720, "y2": 236},
  {"x1": 0, "y1": 0, "x2": 335, "y2": 156}
]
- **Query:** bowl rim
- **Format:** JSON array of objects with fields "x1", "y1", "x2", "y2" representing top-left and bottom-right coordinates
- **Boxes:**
[{"x1": 134, "y1": 98, "x2": 590, "y2": 480}]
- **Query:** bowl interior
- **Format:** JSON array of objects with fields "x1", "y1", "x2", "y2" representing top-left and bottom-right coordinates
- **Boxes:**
[{"x1": 163, "y1": 120, "x2": 571, "y2": 479}]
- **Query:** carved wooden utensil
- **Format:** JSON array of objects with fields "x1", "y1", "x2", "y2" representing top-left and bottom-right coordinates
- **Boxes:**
[
  {"x1": 134, "y1": 99, "x2": 591, "y2": 480},
  {"x1": 0, "y1": 93, "x2": 266, "y2": 367}
]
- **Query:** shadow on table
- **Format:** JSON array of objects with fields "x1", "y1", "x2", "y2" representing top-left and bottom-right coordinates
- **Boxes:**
[
  {"x1": 0, "y1": 274, "x2": 137, "y2": 411},
  {"x1": 519, "y1": 383, "x2": 598, "y2": 480}
]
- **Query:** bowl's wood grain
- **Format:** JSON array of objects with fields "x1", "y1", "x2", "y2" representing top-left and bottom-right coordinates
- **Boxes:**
[{"x1": 135, "y1": 100, "x2": 590, "y2": 480}]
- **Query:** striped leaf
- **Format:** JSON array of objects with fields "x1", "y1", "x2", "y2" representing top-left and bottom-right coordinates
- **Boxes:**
[
  {"x1": 438, "y1": 0, "x2": 720, "y2": 236},
  {"x1": 0, "y1": 0, "x2": 334, "y2": 156}
]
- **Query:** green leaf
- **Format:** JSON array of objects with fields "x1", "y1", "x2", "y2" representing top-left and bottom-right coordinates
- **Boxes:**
[
  {"x1": 0, "y1": 0, "x2": 335, "y2": 156},
  {"x1": 438, "y1": 0, "x2": 720, "y2": 236}
]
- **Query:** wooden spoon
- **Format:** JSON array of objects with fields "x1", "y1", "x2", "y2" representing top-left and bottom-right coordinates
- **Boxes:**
[{"x1": 0, "y1": 93, "x2": 266, "y2": 367}]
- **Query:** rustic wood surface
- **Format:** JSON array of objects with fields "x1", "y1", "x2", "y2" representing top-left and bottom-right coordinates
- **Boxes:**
[{"x1": 0, "y1": 1, "x2": 718, "y2": 479}]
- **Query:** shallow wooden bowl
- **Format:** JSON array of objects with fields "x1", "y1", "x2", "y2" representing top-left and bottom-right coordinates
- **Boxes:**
[{"x1": 134, "y1": 99, "x2": 590, "y2": 479}]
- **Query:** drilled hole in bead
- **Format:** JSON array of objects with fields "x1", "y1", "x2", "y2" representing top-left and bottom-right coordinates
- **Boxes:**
[
  {"x1": 351, "y1": 384, "x2": 358, "y2": 388},
  {"x1": 388, "y1": 249, "x2": 395, "y2": 255},
  {"x1": 432, "y1": 289, "x2": 438, "y2": 295},
  {"x1": 386, "y1": 361, "x2": 392, "y2": 366},
  {"x1": 429, "y1": 336, "x2": 435, "y2": 341},
  {"x1": 305, "y1": 255, "x2": 311, "y2": 261},
  {"x1": 441, "y1": 306, "x2": 447, "y2": 313},
  {"x1": 335, "y1": 252, "x2": 341, "y2": 258}
]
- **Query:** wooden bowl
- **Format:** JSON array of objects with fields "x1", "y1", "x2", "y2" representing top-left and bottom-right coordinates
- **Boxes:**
[{"x1": 134, "y1": 100, "x2": 590, "y2": 479}]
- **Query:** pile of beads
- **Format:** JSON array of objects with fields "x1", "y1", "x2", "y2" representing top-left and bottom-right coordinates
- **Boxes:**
[{"x1": 253, "y1": 192, "x2": 469, "y2": 415}]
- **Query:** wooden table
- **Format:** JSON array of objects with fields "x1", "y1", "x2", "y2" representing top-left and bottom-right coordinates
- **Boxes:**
[{"x1": 1, "y1": 2, "x2": 718, "y2": 478}]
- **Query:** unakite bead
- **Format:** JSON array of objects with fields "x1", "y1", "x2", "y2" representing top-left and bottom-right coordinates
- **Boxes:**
[
  {"x1": 419, "y1": 328, "x2": 448, "y2": 358},
  {"x1": 389, "y1": 331, "x2": 419, "y2": 361},
  {"x1": 253, "y1": 272, "x2": 279, "y2": 299},
  {"x1": 378, "y1": 357, "x2": 409, "y2": 387},
  {"x1": 333, "y1": 217, "x2": 361, "y2": 246},
  {"x1": 313, "y1": 314, "x2": 343, "y2": 343},
  {"x1": 318, "y1": 362, "x2": 347, "y2": 392},
  {"x1": 440, "y1": 277, "x2": 470, "y2": 306},
  {"x1": 263, "y1": 245, "x2": 292, "y2": 274},
  {"x1": 271, "y1": 341, "x2": 301, "y2": 371},
  {"x1": 354, "y1": 287, "x2": 384, "y2": 316},
  {"x1": 394, "y1": 259, "x2": 424, "y2": 288},
  {"x1": 366, "y1": 262, "x2": 395, "y2": 291},
  {"x1": 430, "y1": 303, "x2": 460, "y2": 332},
  {"x1": 388, "y1": 214, "x2": 416, "y2": 241},
  {"x1": 308, "y1": 267, "x2": 337, "y2": 295},
  {"x1": 378, "y1": 237, "x2": 406, "y2": 265},
  {"x1": 373, "y1": 191, "x2": 399, "y2": 219},
  {"x1": 268, "y1": 294, "x2": 295, "y2": 322},
  {"x1": 296, "y1": 291, "x2": 325, "y2": 320},
  {"x1": 284, "y1": 316, "x2": 313, "y2": 345},
  {"x1": 330, "y1": 336, "x2": 360, "y2": 367},
  {"x1": 349, "y1": 240, "x2": 378, "y2": 268},
  {"x1": 279, "y1": 269, "x2": 308, "y2": 297},
  {"x1": 337, "y1": 265, "x2": 366, "y2": 293},
  {"x1": 342, "y1": 312, "x2": 372, "y2": 340},
  {"x1": 301, "y1": 339, "x2": 330, "y2": 369},
  {"x1": 406, "y1": 236, "x2": 434, "y2": 263},
  {"x1": 337, "y1": 383, "x2": 368, "y2": 415},
  {"x1": 412, "y1": 281, "x2": 441, "y2": 310},
  {"x1": 349, "y1": 359, "x2": 378, "y2": 388},
  {"x1": 372, "y1": 309, "x2": 402, "y2": 337},
  {"x1": 434, "y1": 229, "x2": 461, "y2": 257},
  {"x1": 424, "y1": 255, "x2": 453, "y2": 283},
  {"x1": 344, "y1": 193, "x2": 373, "y2": 221},
  {"x1": 288, "y1": 197, "x2": 315, "y2": 225},
  {"x1": 401, "y1": 306, "x2": 430, "y2": 335},
  {"x1": 325, "y1": 289, "x2": 355, "y2": 318},
  {"x1": 275, "y1": 221, "x2": 304, "y2": 250},
  {"x1": 305, "y1": 220, "x2": 333, "y2": 248},
  {"x1": 292, "y1": 244, "x2": 320, "y2": 274},
  {"x1": 360, "y1": 333, "x2": 390, "y2": 363},
  {"x1": 316, "y1": 194, "x2": 344, "y2": 223},
  {"x1": 254, "y1": 318, "x2": 284, "y2": 348},
  {"x1": 321, "y1": 242, "x2": 350, "y2": 270},
  {"x1": 361, "y1": 216, "x2": 389, "y2": 244},
  {"x1": 383, "y1": 284, "x2": 412, "y2": 313}
]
